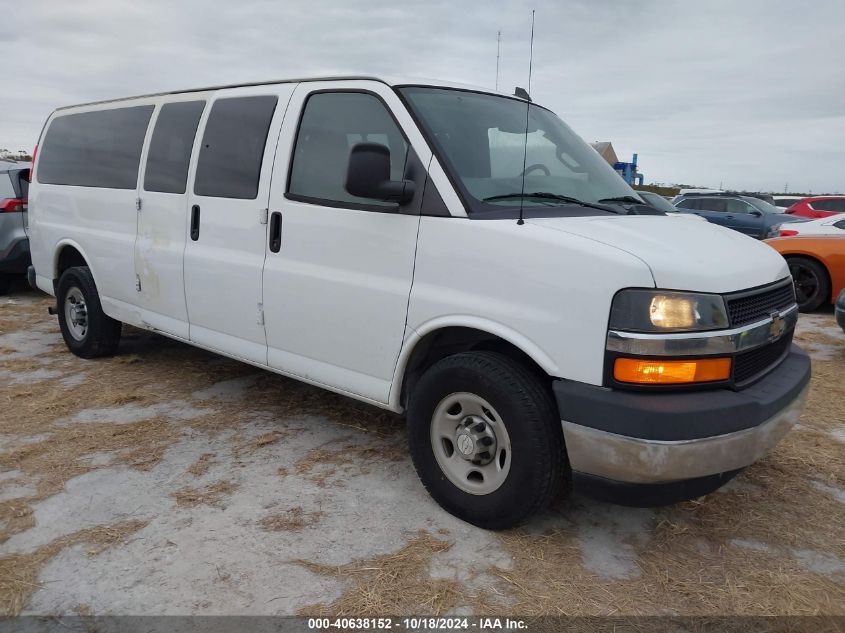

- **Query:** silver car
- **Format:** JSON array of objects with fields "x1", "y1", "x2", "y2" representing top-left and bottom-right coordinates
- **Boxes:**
[{"x1": 0, "y1": 160, "x2": 30, "y2": 294}]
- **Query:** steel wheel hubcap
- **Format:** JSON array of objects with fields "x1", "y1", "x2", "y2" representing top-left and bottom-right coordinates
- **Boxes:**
[
  {"x1": 64, "y1": 287, "x2": 88, "y2": 341},
  {"x1": 430, "y1": 392, "x2": 511, "y2": 495}
]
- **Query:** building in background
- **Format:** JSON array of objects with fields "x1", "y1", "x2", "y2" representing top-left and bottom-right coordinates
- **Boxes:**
[{"x1": 590, "y1": 141, "x2": 643, "y2": 186}]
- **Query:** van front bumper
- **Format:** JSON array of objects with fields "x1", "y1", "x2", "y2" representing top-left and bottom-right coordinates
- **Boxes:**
[{"x1": 553, "y1": 345, "x2": 811, "y2": 504}]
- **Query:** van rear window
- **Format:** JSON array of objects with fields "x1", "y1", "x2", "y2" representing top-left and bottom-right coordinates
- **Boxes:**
[
  {"x1": 194, "y1": 96, "x2": 278, "y2": 199},
  {"x1": 37, "y1": 105, "x2": 154, "y2": 189}
]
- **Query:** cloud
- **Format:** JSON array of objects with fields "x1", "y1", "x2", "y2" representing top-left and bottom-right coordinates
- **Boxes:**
[{"x1": 2, "y1": 0, "x2": 843, "y2": 192}]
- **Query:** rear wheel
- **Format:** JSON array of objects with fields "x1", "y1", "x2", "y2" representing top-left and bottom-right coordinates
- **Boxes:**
[
  {"x1": 57, "y1": 266, "x2": 122, "y2": 358},
  {"x1": 407, "y1": 351, "x2": 567, "y2": 529},
  {"x1": 788, "y1": 257, "x2": 830, "y2": 312}
]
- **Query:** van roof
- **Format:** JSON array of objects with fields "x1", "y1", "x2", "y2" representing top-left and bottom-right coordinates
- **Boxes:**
[{"x1": 56, "y1": 75, "x2": 520, "y2": 111}]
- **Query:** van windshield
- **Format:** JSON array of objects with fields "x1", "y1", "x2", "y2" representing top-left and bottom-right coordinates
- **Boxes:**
[{"x1": 399, "y1": 87, "x2": 638, "y2": 215}]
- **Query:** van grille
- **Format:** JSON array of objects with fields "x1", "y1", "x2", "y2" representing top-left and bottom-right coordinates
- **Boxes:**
[
  {"x1": 733, "y1": 331, "x2": 793, "y2": 385},
  {"x1": 726, "y1": 282, "x2": 795, "y2": 327}
]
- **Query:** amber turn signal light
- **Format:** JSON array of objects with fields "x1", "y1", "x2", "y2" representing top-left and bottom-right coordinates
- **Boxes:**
[{"x1": 614, "y1": 357, "x2": 732, "y2": 385}]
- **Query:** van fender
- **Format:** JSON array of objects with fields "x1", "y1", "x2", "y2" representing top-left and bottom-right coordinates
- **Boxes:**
[
  {"x1": 388, "y1": 315, "x2": 561, "y2": 411},
  {"x1": 52, "y1": 238, "x2": 97, "y2": 285}
]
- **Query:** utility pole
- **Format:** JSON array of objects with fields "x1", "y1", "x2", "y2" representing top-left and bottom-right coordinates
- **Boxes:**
[{"x1": 495, "y1": 30, "x2": 501, "y2": 91}]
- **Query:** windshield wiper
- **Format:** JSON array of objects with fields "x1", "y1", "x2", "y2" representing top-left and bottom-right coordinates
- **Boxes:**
[
  {"x1": 483, "y1": 192, "x2": 622, "y2": 213},
  {"x1": 597, "y1": 195, "x2": 645, "y2": 205}
]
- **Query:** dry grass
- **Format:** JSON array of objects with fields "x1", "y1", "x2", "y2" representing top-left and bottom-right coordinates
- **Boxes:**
[
  {"x1": 295, "y1": 530, "x2": 474, "y2": 616},
  {"x1": 0, "y1": 519, "x2": 147, "y2": 616},
  {"x1": 186, "y1": 453, "x2": 215, "y2": 477},
  {"x1": 171, "y1": 480, "x2": 238, "y2": 508},
  {"x1": 294, "y1": 441, "x2": 406, "y2": 487},
  {"x1": 0, "y1": 417, "x2": 178, "y2": 543},
  {"x1": 260, "y1": 507, "x2": 323, "y2": 532}
]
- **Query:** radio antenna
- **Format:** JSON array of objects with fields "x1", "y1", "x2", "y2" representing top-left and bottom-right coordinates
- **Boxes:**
[
  {"x1": 495, "y1": 30, "x2": 501, "y2": 91},
  {"x1": 517, "y1": 10, "x2": 535, "y2": 226}
]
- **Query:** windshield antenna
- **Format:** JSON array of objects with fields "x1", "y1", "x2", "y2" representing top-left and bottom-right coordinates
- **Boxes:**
[
  {"x1": 495, "y1": 30, "x2": 501, "y2": 91},
  {"x1": 517, "y1": 10, "x2": 535, "y2": 226}
]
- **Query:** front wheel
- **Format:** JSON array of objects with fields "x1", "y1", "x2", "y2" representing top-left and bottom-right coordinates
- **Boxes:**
[
  {"x1": 788, "y1": 257, "x2": 830, "y2": 312},
  {"x1": 407, "y1": 351, "x2": 567, "y2": 529},
  {"x1": 57, "y1": 266, "x2": 122, "y2": 358}
]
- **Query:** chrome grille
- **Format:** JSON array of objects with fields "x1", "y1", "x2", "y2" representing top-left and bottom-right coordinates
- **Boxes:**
[
  {"x1": 733, "y1": 330, "x2": 793, "y2": 385},
  {"x1": 726, "y1": 282, "x2": 796, "y2": 327}
]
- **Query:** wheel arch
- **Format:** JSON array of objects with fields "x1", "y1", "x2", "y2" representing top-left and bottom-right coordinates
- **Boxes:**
[
  {"x1": 52, "y1": 240, "x2": 96, "y2": 289},
  {"x1": 785, "y1": 253, "x2": 833, "y2": 303},
  {"x1": 390, "y1": 318, "x2": 559, "y2": 411}
]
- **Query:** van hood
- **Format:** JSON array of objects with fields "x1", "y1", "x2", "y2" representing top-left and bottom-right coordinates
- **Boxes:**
[{"x1": 528, "y1": 215, "x2": 790, "y2": 293}]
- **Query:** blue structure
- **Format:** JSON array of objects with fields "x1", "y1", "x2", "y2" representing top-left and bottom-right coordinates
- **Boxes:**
[{"x1": 613, "y1": 153, "x2": 644, "y2": 186}]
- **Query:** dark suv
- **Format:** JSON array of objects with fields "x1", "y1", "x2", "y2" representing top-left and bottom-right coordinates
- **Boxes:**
[
  {"x1": 674, "y1": 192, "x2": 805, "y2": 239},
  {"x1": 0, "y1": 161, "x2": 31, "y2": 294}
]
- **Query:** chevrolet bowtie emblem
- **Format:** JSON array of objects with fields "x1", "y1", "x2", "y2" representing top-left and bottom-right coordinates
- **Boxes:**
[{"x1": 769, "y1": 313, "x2": 786, "y2": 340}]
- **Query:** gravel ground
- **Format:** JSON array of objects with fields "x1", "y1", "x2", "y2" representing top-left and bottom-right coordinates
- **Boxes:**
[{"x1": 1, "y1": 284, "x2": 843, "y2": 616}]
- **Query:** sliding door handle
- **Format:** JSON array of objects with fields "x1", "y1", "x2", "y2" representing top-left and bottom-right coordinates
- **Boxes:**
[
  {"x1": 269, "y1": 211, "x2": 282, "y2": 253},
  {"x1": 190, "y1": 205, "x2": 201, "y2": 241}
]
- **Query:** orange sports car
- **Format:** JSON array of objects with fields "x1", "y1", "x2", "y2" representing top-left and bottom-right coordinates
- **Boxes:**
[{"x1": 765, "y1": 235, "x2": 845, "y2": 312}]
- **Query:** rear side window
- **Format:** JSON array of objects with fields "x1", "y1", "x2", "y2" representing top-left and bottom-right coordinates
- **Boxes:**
[
  {"x1": 144, "y1": 101, "x2": 205, "y2": 194},
  {"x1": 834, "y1": 219, "x2": 845, "y2": 230},
  {"x1": 726, "y1": 199, "x2": 752, "y2": 213},
  {"x1": 676, "y1": 198, "x2": 697, "y2": 210},
  {"x1": 814, "y1": 199, "x2": 845, "y2": 212},
  {"x1": 194, "y1": 96, "x2": 278, "y2": 199},
  {"x1": 0, "y1": 174, "x2": 15, "y2": 199},
  {"x1": 288, "y1": 92, "x2": 408, "y2": 209},
  {"x1": 700, "y1": 198, "x2": 727, "y2": 212},
  {"x1": 37, "y1": 105, "x2": 154, "y2": 189}
]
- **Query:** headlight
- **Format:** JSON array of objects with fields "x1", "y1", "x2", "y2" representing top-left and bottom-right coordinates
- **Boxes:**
[
  {"x1": 609, "y1": 289, "x2": 729, "y2": 333},
  {"x1": 767, "y1": 224, "x2": 781, "y2": 237}
]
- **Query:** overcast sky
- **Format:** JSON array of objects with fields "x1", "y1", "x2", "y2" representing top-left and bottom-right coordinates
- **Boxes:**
[{"x1": 3, "y1": 0, "x2": 843, "y2": 193}]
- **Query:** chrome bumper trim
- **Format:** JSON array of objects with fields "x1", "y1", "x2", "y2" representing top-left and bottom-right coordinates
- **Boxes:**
[
  {"x1": 561, "y1": 382, "x2": 808, "y2": 484},
  {"x1": 606, "y1": 304, "x2": 798, "y2": 356}
]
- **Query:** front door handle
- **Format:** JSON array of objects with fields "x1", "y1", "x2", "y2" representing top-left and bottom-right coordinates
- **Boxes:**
[
  {"x1": 190, "y1": 205, "x2": 201, "y2": 241},
  {"x1": 269, "y1": 211, "x2": 282, "y2": 253}
]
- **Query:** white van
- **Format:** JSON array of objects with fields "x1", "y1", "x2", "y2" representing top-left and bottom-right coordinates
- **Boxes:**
[{"x1": 27, "y1": 76, "x2": 810, "y2": 528}]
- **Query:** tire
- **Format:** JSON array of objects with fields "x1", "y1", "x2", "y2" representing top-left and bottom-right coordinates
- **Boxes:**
[
  {"x1": 0, "y1": 275, "x2": 10, "y2": 296},
  {"x1": 56, "y1": 266, "x2": 122, "y2": 358},
  {"x1": 788, "y1": 257, "x2": 830, "y2": 312},
  {"x1": 407, "y1": 351, "x2": 567, "y2": 529}
]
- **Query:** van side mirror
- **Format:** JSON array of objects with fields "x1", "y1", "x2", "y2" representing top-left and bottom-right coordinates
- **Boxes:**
[{"x1": 345, "y1": 143, "x2": 415, "y2": 205}]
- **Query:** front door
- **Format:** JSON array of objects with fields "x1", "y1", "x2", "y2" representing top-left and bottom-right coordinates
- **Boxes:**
[
  {"x1": 263, "y1": 81, "x2": 431, "y2": 403},
  {"x1": 183, "y1": 85, "x2": 295, "y2": 363}
]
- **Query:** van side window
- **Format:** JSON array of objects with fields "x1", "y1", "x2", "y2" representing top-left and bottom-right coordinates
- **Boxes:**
[
  {"x1": 144, "y1": 101, "x2": 205, "y2": 194},
  {"x1": 288, "y1": 92, "x2": 408, "y2": 209},
  {"x1": 194, "y1": 96, "x2": 278, "y2": 199},
  {"x1": 37, "y1": 105, "x2": 154, "y2": 189}
]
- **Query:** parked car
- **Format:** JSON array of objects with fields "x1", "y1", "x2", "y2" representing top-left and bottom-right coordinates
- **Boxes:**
[
  {"x1": 775, "y1": 215, "x2": 845, "y2": 237},
  {"x1": 674, "y1": 192, "x2": 804, "y2": 239},
  {"x1": 28, "y1": 76, "x2": 810, "y2": 528},
  {"x1": 836, "y1": 289, "x2": 845, "y2": 333},
  {"x1": 0, "y1": 160, "x2": 31, "y2": 294},
  {"x1": 637, "y1": 191, "x2": 706, "y2": 220},
  {"x1": 785, "y1": 196, "x2": 845, "y2": 219},
  {"x1": 773, "y1": 195, "x2": 805, "y2": 209},
  {"x1": 765, "y1": 235, "x2": 845, "y2": 312}
]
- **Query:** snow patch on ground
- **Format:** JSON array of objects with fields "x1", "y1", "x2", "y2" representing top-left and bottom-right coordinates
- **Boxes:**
[{"x1": 58, "y1": 401, "x2": 215, "y2": 426}]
